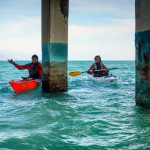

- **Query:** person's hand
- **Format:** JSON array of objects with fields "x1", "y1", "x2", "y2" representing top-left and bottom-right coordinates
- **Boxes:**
[
  {"x1": 104, "y1": 68, "x2": 109, "y2": 72},
  {"x1": 8, "y1": 59, "x2": 15, "y2": 64},
  {"x1": 106, "y1": 68, "x2": 109, "y2": 72},
  {"x1": 90, "y1": 69, "x2": 93, "y2": 73}
]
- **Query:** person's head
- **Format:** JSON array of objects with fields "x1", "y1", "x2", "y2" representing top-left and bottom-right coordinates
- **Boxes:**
[
  {"x1": 94, "y1": 55, "x2": 101, "y2": 63},
  {"x1": 32, "y1": 54, "x2": 38, "y2": 63}
]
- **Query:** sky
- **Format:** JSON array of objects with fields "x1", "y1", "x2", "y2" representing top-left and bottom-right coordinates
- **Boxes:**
[{"x1": 0, "y1": 0, "x2": 135, "y2": 60}]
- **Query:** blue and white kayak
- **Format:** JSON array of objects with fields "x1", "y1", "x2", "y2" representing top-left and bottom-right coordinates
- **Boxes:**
[{"x1": 89, "y1": 74, "x2": 118, "y2": 84}]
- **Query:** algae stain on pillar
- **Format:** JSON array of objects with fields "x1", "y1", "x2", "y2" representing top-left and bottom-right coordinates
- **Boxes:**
[
  {"x1": 135, "y1": 0, "x2": 150, "y2": 107},
  {"x1": 42, "y1": 0, "x2": 69, "y2": 92}
]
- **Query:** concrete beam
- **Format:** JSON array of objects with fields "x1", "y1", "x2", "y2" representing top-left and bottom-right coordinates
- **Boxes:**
[
  {"x1": 42, "y1": 0, "x2": 69, "y2": 92},
  {"x1": 135, "y1": 0, "x2": 150, "y2": 107}
]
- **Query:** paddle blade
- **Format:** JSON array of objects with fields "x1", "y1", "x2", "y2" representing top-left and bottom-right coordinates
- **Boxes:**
[{"x1": 69, "y1": 71, "x2": 82, "y2": 77}]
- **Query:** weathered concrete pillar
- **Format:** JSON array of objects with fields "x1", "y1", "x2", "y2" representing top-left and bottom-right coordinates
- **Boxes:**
[
  {"x1": 42, "y1": 0, "x2": 69, "y2": 92},
  {"x1": 135, "y1": 0, "x2": 150, "y2": 107}
]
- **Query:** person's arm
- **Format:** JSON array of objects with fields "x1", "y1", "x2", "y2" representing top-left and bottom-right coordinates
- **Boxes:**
[
  {"x1": 102, "y1": 63, "x2": 109, "y2": 72},
  {"x1": 36, "y1": 63, "x2": 42, "y2": 78},
  {"x1": 87, "y1": 64, "x2": 94, "y2": 73},
  {"x1": 8, "y1": 59, "x2": 31, "y2": 70},
  {"x1": 14, "y1": 63, "x2": 31, "y2": 70}
]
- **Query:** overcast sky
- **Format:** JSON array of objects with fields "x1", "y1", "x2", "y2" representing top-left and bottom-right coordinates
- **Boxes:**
[{"x1": 0, "y1": 0, "x2": 135, "y2": 60}]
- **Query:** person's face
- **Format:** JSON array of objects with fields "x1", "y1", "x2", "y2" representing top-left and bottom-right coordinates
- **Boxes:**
[
  {"x1": 95, "y1": 57, "x2": 100, "y2": 63},
  {"x1": 32, "y1": 57, "x2": 38, "y2": 63}
]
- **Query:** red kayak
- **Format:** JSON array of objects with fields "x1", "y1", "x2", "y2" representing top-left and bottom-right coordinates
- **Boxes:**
[{"x1": 9, "y1": 79, "x2": 40, "y2": 94}]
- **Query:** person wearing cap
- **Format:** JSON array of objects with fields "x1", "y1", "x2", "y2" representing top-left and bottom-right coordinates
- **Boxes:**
[
  {"x1": 8, "y1": 54, "x2": 42, "y2": 79},
  {"x1": 88, "y1": 55, "x2": 109, "y2": 77}
]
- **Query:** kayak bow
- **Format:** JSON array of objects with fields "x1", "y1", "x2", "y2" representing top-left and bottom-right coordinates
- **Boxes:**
[
  {"x1": 9, "y1": 79, "x2": 41, "y2": 94},
  {"x1": 89, "y1": 74, "x2": 118, "y2": 84}
]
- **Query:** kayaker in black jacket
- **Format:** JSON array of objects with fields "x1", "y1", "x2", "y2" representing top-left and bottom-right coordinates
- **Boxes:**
[
  {"x1": 8, "y1": 54, "x2": 42, "y2": 79},
  {"x1": 88, "y1": 55, "x2": 109, "y2": 77}
]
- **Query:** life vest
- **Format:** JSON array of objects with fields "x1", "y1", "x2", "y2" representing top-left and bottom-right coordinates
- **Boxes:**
[
  {"x1": 89, "y1": 62, "x2": 108, "y2": 73},
  {"x1": 93, "y1": 62, "x2": 104, "y2": 70},
  {"x1": 14, "y1": 62, "x2": 42, "y2": 79}
]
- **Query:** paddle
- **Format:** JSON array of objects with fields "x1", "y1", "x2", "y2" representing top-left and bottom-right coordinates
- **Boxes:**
[
  {"x1": 37, "y1": 78, "x2": 44, "y2": 82},
  {"x1": 69, "y1": 68, "x2": 127, "y2": 77},
  {"x1": 21, "y1": 77, "x2": 44, "y2": 82}
]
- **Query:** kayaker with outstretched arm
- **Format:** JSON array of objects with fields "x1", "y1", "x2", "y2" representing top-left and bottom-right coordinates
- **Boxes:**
[
  {"x1": 88, "y1": 55, "x2": 109, "y2": 77},
  {"x1": 8, "y1": 54, "x2": 42, "y2": 79}
]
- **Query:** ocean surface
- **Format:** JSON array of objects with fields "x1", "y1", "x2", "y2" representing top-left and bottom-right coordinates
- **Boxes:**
[{"x1": 0, "y1": 60, "x2": 150, "y2": 150}]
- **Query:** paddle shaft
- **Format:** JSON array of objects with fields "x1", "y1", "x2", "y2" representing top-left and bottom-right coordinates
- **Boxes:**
[{"x1": 89, "y1": 68, "x2": 127, "y2": 72}]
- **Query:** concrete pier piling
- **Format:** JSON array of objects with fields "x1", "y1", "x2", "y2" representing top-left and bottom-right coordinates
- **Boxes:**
[
  {"x1": 135, "y1": 0, "x2": 150, "y2": 107},
  {"x1": 42, "y1": 0, "x2": 69, "y2": 92}
]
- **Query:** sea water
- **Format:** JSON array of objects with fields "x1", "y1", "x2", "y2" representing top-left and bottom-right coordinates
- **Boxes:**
[{"x1": 0, "y1": 61, "x2": 149, "y2": 150}]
